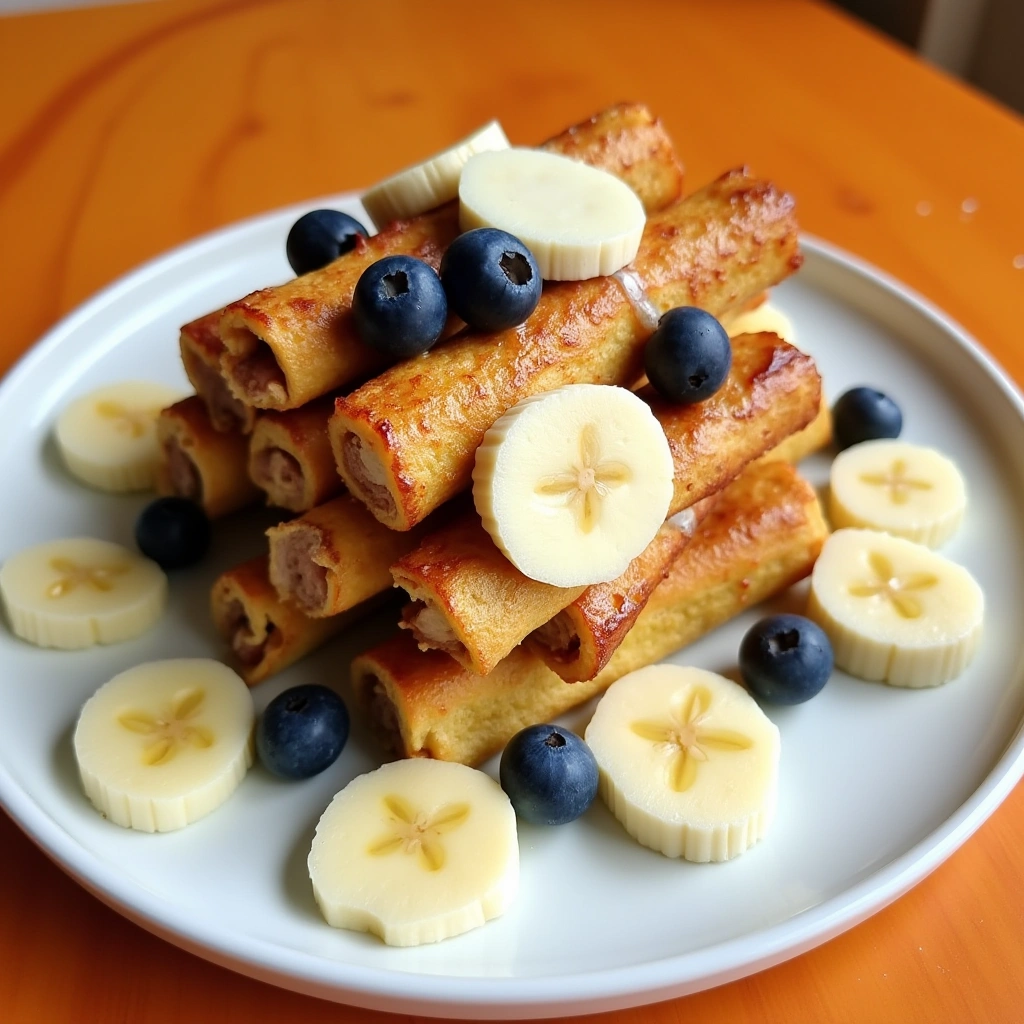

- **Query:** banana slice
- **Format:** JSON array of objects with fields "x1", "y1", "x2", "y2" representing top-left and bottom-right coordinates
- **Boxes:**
[
  {"x1": 458, "y1": 148, "x2": 646, "y2": 280},
  {"x1": 56, "y1": 381, "x2": 185, "y2": 492},
  {"x1": 723, "y1": 302, "x2": 796, "y2": 344},
  {"x1": 473, "y1": 384, "x2": 674, "y2": 587},
  {"x1": 829, "y1": 440, "x2": 966, "y2": 547},
  {"x1": 807, "y1": 528, "x2": 983, "y2": 688},
  {"x1": 74, "y1": 659, "x2": 255, "y2": 832},
  {"x1": 1, "y1": 538, "x2": 167, "y2": 649},
  {"x1": 585, "y1": 665, "x2": 780, "y2": 862},
  {"x1": 308, "y1": 759, "x2": 518, "y2": 947},
  {"x1": 361, "y1": 121, "x2": 509, "y2": 227}
]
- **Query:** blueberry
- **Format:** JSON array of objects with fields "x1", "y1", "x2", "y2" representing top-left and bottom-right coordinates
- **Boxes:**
[
  {"x1": 352, "y1": 255, "x2": 448, "y2": 360},
  {"x1": 257, "y1": 684, "x2": 350, "y2": 780},
  {"x1": 739, "y1": 614, "x2": 833, "y2": 705},
  {"x1": 439, "y1": 228, "x2": 542, "y2": 332},
  {"x1": 499, "y1": 724, "x2": 598, "y2": 825},
  {"x1": 134, "y1": 497, "x2": 210, "y2": 569},
  {"x1": 286, "y1": 209, "x2": 368, "y2": 276},
  {"x1": 832, "y1": 387, "x2": 903, "y2": 450},
  {"x1": 644, "y1": 307, "x2": 732, "y2": 404}
]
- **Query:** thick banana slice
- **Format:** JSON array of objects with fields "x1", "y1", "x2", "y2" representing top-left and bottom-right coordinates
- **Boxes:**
[
  {"x1": 829, "y1": 439, "x2": 966, "y2": 547},
  {"x1": 807, "y1": 528, "x2": 983, "y2": 687},
  {"x1": 458, "y1": 148, "x2": 646, "y2": 280},
  {"x1": 723, "y1": 302, "x2": 795, "y2": 344},
  {"x1": 473, "y1": 384, "x2": 674, "y2": 587},
  {"x1": 309, "y1": 759, "x2": 518, "y2": 947},
  {"x1": 1, "y1": 538, "x2": 167, "y2": 649},
  {"x1": 74, "y1": 659, "x2": 254, "y2": 832},
  {"x1": 361, "y1": 121, "x2": 509, "y2": 227},
  {"x1": 585, "y1": 665, "x2": 780, "y2": 862},
  {"x1": 56, "y1": 381, "x2": 184, "y2": 492}
]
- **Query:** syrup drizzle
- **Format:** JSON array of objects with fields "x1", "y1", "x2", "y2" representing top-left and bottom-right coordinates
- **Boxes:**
[{"x1": 611, "y1": 267, "x2": 661, "y2": 332}]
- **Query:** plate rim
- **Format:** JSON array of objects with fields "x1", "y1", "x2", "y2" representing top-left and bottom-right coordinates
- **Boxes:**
[{"x1": 2, "y1": 203, "x2": 1023, "y2": 1018}]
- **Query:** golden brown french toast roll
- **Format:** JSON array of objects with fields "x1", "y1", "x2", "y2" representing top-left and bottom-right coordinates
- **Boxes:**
[
  {"x1": 179, "y1": 312, "x2": 255, "y2": 433},
  {"x1": 155, "y1": 396, "x2": 260, "y2": 519},
  {"x1": 248, "y1": 397, "x2": 343, "y2": 513},
  {"x1": 210, "y1": 555, "x2": 353, "y2": 686},
  {"x1": 331, "y1": 170, "x2": 803, "y2": 531},
  {"x1": 217, "y1": 105, "x2": 684, "y2": 414},
  {"x1": 527, "y1": 496, "x2": 718, "y2": 682},
  {"x1": 352, "y1": 461, "x2": 828, "y2": 766},
  {"x1": 541, "y1": 102, "x2": 684, "y2": 214},
  {"x1": 265, "y1": 494, "x2": 440, "y2": 618},
  {"x1": 757, "y1": 394, "x2": 832, "y2": 465},
  {"x1": 389, "y1": 332, "x2": 820, "y2": 675}
]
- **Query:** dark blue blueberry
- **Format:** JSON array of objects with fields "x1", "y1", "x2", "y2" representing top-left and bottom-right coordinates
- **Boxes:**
[
  {"x1": 644, "y1": 307, "x2": 732, "y2": 404},
  {"x1": 499, "y1": 724, "x2": 598, "y2": 825},
  {"x1": 351, "y1": 255, "x2": 448, "y2": 360},
  {"x1": 286, "y1": 209, "x2": 368, "y2": 276},
  {"x1": 134, "y1": 496, "x2": 210, "y2": 570},
  {"x1": 832, "y1": 387, "x2": 903, "y2": 450},
  {"x1": 257, "y1": 684, "x2": 349, "y2": 780},
  {"x1": 439, "y1": 228, "x2": 542, "y2": 332},
  {"x1": 739, "y1": 614, "x2": 833, "y2": 705}
]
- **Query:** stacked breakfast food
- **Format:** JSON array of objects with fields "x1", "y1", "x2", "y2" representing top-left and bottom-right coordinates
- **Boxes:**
[{"x1": 0, "y1": 104, "x2": 985, "y2": 948}]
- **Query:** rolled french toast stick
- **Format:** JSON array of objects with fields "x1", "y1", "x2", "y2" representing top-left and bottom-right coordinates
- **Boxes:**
[
  {"x1": 352, "y1": 460, "x2": 828, "y2": 767},
  {"x1": 211, "y1": 555, "x2": 356, "y2": 686},
  {"x1": 264, "y1": 495, "x2": 448, "y2": 617},
  {"x1": 331, "y1": 170, "x2": 803, "y2": 531},
  {"x1": 248, "y1": 397, "x2": 343, "y2": 513},
  {"x1": 217, "y1": 104, "x2": 685, "y2": 414},
  {"x1": 757, "y1": 393, "x2": 832, "y2": 465},
  {"x1": 390, "y1": 332, "x2": 820, "y2": 675},
  {"x1": 179, "y1": 312, "x2": 255, "y2": 433},
  {"x1": 155, "y1": 396, "x2": 260, "y2": 519}
]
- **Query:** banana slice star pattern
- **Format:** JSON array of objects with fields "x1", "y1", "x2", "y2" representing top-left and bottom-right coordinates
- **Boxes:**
[
  {"x1": 74, "y1": 659, "x2": 255, "y2": 832},
  {"x1": 807, "y1": 528, "x2": 983, "y2": 687},
  {"x1": 309, "y1": 759, "x2": 519, "y2": 946},
  {"x1": 360, "y1": 120, "x2": 509, "y2": 227},
  {"x1": 458, "y1": 148, "x2": 647, "y2": 280},
  {"x1": 473, "y1": 384, "x2": 674, "y2": 587},
  {"x1": 585, "y1": 665, "x2": 781, "y2": 862},
  {"x1": 829, "y1": 439, "x2": 967, "y2": 547},
  {"x1": 1, "y1": 538, "x2": 167, "y2": 649},
  {"x1": 56, "y1": 381, "x2": 185, "y2": 492}
]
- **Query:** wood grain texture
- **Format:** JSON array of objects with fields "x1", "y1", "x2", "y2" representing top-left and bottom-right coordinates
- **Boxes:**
[{"x1": 1, "y1": 0, "x2": 1023, "y2": 1020}]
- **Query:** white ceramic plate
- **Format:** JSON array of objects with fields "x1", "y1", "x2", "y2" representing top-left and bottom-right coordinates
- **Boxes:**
[{"x1": 2, "y1": 196, "x2": 1023, "y2": 1020}]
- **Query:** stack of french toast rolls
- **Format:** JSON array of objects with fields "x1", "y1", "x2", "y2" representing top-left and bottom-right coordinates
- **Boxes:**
[{"x1": 157, "y1": 103, "x2": 832, "y2": 766}]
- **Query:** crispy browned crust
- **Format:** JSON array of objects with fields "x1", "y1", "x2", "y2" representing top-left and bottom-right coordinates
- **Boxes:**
[
  {"x1": 265, "y1": 494, "x2": 431, "y2": 617},
  {"x1": 757, "y1": 394, "x2": 832, "y2": 465},
  {"x1": 248, "y1": 396, "x2": 343, "y2": 513},
  {"x1": 528, "y1": 494, "x2": 718, "y2": 682},
  {"x1": 155, "y1": 396, "x2": 260, "y2": 519},
  {"x1": 351, "y1": 461, "x2": 828, "y2": 766},
  {"x1": 216, "y1": 105, "x2": 684, "y2": 414},
  {"x1": 542, "y1": 102, "x2": 683, "y2": 212},
  {"x1": 331, "y1": 171, "x2": 804, "y2": 531},
  {"x1": 210, "y1": 555, "x2": 350, "y2": 686},
  {"x1": 652, "y1": 332, "x2": 821, "y2": 514},
  {"x1": 387, "y1": 333, "x2": 819, "y2": 674},
  {"x1": 179, "y1": 312, "x2": 255, "y2": 433}
]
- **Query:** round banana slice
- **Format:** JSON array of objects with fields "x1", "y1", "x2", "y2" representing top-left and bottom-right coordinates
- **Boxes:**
[
  {"x1": 56, "y1": 381, "x2": 184, "y2": 492},
  {"x1": 458, "y1": 148, "x2": 647, "y2": 280},
  {"x1": 722, "y1": 302, "x2": 796, "y2": 343},
  {"x1": 473, "y1": 384, "x2": 674, "y2": 588},
  {"x1": 585, "y1": 665, "x2": 781, "y2": 863},
  {"x1": 1, "y1": 538, "x2": 167, "y2": 649},
  {"x1": 361, "y1": 120, "x2": 509, "y2": 227},
  {"x1": 74, "y1": 659, "x2": 255, "y2": 832},
  {"x1": 807, "y1": 528, "x2": 983, "y2": 688},
  {"x1": 829, "y1": 439, "x2": 966, "y2": 547},
  {"x1": 308, "y1": 759, "x2": 518, "y2": 947}
]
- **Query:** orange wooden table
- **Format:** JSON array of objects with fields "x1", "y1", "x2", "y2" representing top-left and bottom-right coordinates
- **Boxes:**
[{"x1": 2, "y1": 0, "x2": 1024, "y2": 1020}]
